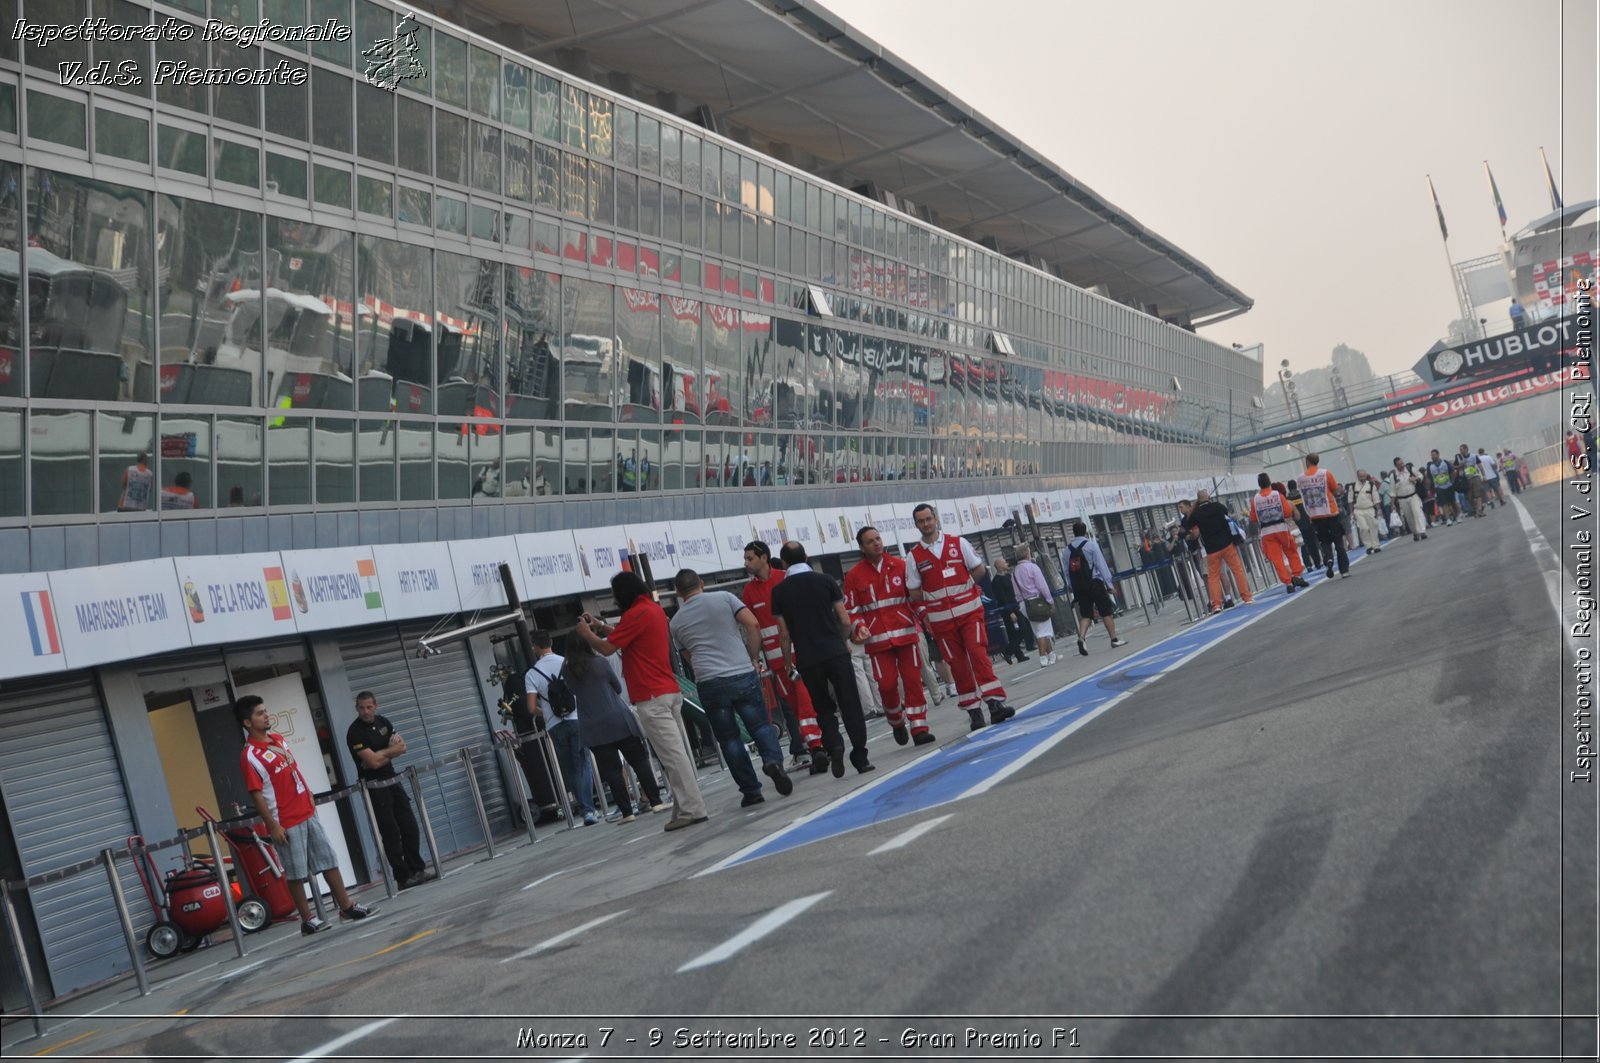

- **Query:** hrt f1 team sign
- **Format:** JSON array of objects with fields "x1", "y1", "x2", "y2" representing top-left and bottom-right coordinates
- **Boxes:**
[{"x1": 1415, "y1": 317, "x2": 1582, "y2": 383}]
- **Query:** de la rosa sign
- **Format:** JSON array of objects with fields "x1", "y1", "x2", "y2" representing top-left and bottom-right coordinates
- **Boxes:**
[{"x1": 1390, "y1": 364, "x2": 1589, "y2": 429}]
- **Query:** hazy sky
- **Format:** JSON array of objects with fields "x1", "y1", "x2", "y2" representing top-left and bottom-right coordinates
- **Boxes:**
[{"x1": 819, "y1": 0, "x2": 1598, "y2": 379}]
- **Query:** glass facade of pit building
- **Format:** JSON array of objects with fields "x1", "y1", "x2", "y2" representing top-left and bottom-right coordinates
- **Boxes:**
[{"x1": 0, "y1": 0, "x2": 1260, "y2": 540}]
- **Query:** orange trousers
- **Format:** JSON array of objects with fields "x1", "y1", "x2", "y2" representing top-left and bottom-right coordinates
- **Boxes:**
[
  {"x1": 1259, "y1": 529, "x2": 1303, "y2": 585},
  {"x1": 1205, "y1": 544, "x2": 1253, "y2": 609}
]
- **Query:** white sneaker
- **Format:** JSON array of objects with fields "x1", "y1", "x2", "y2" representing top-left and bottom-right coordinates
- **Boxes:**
[
  {"x1": 944, "y1": 683, "x2": 958, "y2": 698},
  {"x1": 1039, "y1": 655, "x2": 1050, "y2": 668}
]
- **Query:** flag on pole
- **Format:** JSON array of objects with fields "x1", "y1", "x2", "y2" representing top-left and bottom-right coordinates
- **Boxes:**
[
  {"x1": 1427, "y1": 175, "x2": 1449, "y2": 241},
  {"x1": 1540, "y1": 147, "x2": 1564, "y2": 211},
  {"x1": 1484, "y1": 160, "x2": 1507, "y2": 229}
]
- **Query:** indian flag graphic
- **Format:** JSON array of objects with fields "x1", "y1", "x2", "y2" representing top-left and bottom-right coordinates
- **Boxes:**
[
  {"x1": 357, "y1": 558, "x2": 382, "y2": 610},
  {"x1": 262, "y1": 567, "x2": 293, "y2": 620}
]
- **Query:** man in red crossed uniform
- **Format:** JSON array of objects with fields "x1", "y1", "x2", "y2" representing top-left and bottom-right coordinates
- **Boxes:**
[
  {"x1": 843, "y1": 525, "x2": 936, "y2": 747},
  {"x1": 742, "y1": 540, "x2": 828, "y2": 775},
  {"x1": 906, "y1": 503, "x2": 1016, "y2": 732}
]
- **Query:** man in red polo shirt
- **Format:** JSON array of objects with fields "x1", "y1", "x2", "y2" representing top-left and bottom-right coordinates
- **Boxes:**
[
  {"x1": 235, "y1": 695, "x2": 374, "y2": 935},
  {"x1": 577, "y1": 570, "x2": 709, "y2": 832}
]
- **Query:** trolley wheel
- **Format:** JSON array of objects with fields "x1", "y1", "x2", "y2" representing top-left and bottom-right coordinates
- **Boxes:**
[
  {"x1": 236, "y1": 897, "x2": 271, "y2": 934},
  {"x1": 145, "y1": 921, "x2": 184, "y2": 959},
  {"x1": 179, "y1": 932, "x2": 205, "y2": 953}
]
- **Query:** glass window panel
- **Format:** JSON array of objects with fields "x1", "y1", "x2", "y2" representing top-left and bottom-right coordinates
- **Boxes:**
[
  {"x1": 215, "y1": 138, "x2": 259, "y2": 187},
  {"x1": 588, "y1": 94, "x2": 612, "y2": 159},
  {"x1": 636, "y1": 429, "x2": 661, "y2": 491},
  {"x1": 614, "y1": 171, "x2": 637, "y2": 233},
  {"x1": 613, "y1": 106, "x2": 636, "y2": 168},
  {"x1": 507, "y1": 211, "x2": 530, "y2": 249},
  {"x1": 533, "y1": 73, "x2": 559, "y2": 141},
  {"x1": 531, "y1": 425, "x2": 559, "y2": 495},
  {"x1": 398, "y1": 185, "x2": 429, "y2": 225},
  {"x1": 356, "y1": 234, "x2": 430, "y2": 414},
  {"x1": 808, "y1": 324, "x2": 835, "y2": 427},
  {"x1": 0, "y1": 84, "x2": 14, "y2": 135},
  {"x1": 355, "y1": 83, "x2": 394, "y2": 164},
  {"x1": 471, "y1": 121, "x2": 500, "y2": 194},
  {"x1": 562, "y1": 84, "x2": 587, "y2": 151},
  {"x1": 638, "y1": 179, "x2": 660, "y2": 238},
  {"x1": 757, "y1": 163, "x2": 773, "y2": 215},
  {"x1": 96, "y1": 109, "x2": 148, "y2": 163},
  {"x1": 155, "y1": 27, "x2": 207, "y2": 114},
  {"x1": 435, "y1": 420, "x2": 469, "y2": 499},
  {"x1": 758, "y1": 215, "x2": 773, "y2": 268},
  {"x1": 661, "y1": 426, "x2": 689, "y2": 490},
  {"x1": 436, "y1": 252, "x2": 500, "y2": 420},
  {"x1": 27, "y1": 171, "x2": 154, "y2": 401},
  {"x1": 313, "y1": 162, "x2": 351, "y2": 208},
  {"x1": 435, "y1": 194, "x2": 466, "y2": 235},
  {"x1": 211, "y1": 43, "x2": 260, "y2": 127},
  {"x1": 214, "y1": 414, "x2": 262, "y2": 506},
  {"x1": 154, "y1": 412, "x2": 211, "y2": 511},
  {"x1": 315, "y1": 417, "x2": 353, "y2": 502},
  {"x1": 260, "y1": 218, "x2": 354, "y2": 410},
  {"x1": 310, "y1": 0, "x2": 349, "y2": 64},
  {"x1": 741, "y1": 211, "x2": 757, "y2": 266},
  {"x1": 505, "y1": 133, "x2": 531, "y2": 201},
  {"x1": 468, "y1": 46, "x2": 499, "y2": 119},
  {"x1": 722, "y1": 206, "x2": 740, "y2": 260},
  {"x1": 264, "y1": 54, "x2": 308, "y2": 140},
  {"x1": 534, "y1": 143, "x2": 560, "y2": 209},
  {"x1": 590, "y1": 162, "x2": 614, "y2": 226},
  {"x1": 98, "y1": 413, "x2": 153, "y2": 513},
  {"x1": 617, "y1": 286, "x2": 660, "y2": 422},
  {"x1": 503, "y1": 61, "x2": 531, "y2": 131},
  {"x1": 396, "y1": 93, "x2": 431, "y2": 175},
  {"x1": 587, "y1": 427, "x2": 615, "y2": 493},
  {"x1": 357, "y1": 174, "x2": 391, "y2": 217},
  {"x1": 703, "y1": 305, "x2": 740, "y2": 428},
  {"x1": 662, "y1": 185, "x2": 681, "y2": 245},
  {"x1": 722, "y1": 150, "x2": 741, "y2": 204},
  {"x1": 680, "y1": 132, "x2": 700, "y2": 192},
  {"x1": 534, "y1": 218, "x2": 559, "y2": 256},
  {"x1": 659, "y1": 123, "x2": 679, "y2": 184},
  {"x1": 435, "y1": 110, "x2": 467, "y2": 185},
  {"x1": 561, "y1": 278, "x2": 614, "y2": 422},
  {"x1": 636, "y1": 115, "x2": 659, "y2": 175},
  {"x1": 469, "y1": 430, "x2": 501, "y2": 499},
  {"x1": 771, "y1": 317, "x2": 806, "y2": 428},
  {"x1": 265, "y1": 151, "x2": 306, "y2": 198},
  {"x1": 562, "y1": 153, "x2": 588, "y2": 218},
  {"x1": 310, "y1": 68, "x2": 352, "y2": 153},
  {"x1": 398, "y1": 420, "x2": 431, "y2": 500},
  {"x1": 504, "y1": 268, "x2": 559, "y2": 419},
  {"x1": 28, "y1": 92, "x2": 85, "y2": 149},
  {"x1": 702, "y1": 142, "x2": 720, "y2": 199},
  {"x1": 433, "y1": 32, "x2": 466, "y2": 108},
  {"x1": 267, "y1": 415, "x2": 310, "y2": 504},
  {"x1": 93, "y1": 0, "x2": 151, "y2": 97},
  {"x1": 265, "y1": 0, "x2": 305, "y2": 48},
  {"x1": 682, "y1": 193, "x2": 701, "y2": 249}
]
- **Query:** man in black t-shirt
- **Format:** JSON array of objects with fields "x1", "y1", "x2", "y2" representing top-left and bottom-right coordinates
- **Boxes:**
[
  {"x1": 346, "y1": 691, "x2": 432, "y2": 888},
  {"x1": 1181, "y1": 490, "x2": 1255, "y2": 613},
  {"x1": 770, "y1": 542, "x2": 874, "y2": 777}
]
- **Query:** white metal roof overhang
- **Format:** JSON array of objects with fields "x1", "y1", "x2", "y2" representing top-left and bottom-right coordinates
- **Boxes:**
[{"x1": 437, "y1": 0, "x2": 1253, "y2": 325}]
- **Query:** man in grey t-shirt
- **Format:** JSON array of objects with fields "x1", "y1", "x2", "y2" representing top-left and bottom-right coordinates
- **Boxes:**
[{"x1": 669, "y1": 569, "x2": 793, "y2": 807}]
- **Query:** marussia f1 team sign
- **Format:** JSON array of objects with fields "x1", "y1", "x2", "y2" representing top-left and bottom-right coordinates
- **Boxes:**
[{"x1": 1390, "y1": 364, "x2": 1590, "y2": 429}]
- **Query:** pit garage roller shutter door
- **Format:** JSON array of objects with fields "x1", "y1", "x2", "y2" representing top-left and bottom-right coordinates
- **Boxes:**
[
  {"x1": 0, "y1": 674, "x2": 144, "y2": 997},
  {"x1": 337, "y1": 623, "x2": 511, "y2": 857}
]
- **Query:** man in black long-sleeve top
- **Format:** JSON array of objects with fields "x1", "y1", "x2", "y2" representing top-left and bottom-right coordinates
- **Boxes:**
[{"x1": 988, "y1": 557, "x2": 1032, "y2": 664}]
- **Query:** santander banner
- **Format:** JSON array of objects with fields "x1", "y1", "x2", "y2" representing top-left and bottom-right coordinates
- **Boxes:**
[{"x1": 1389, "y1": 364, "x2": 1590, "y2": 430}]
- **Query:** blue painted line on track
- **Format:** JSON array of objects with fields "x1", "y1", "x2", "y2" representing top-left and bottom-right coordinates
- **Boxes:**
[{"x1": 711, "y1": 540, "x2": 1392, "y2": 870}]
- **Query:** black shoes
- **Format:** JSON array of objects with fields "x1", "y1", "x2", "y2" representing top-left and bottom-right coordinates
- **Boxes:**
[
  {"x1": 968, "y1": 708, "x2": 987, "y2": 732},
  {"x1": 892, "y1": 725, "x2": 910, "y2": 746},
  {"x1": 339, "y1": 903, "x2": 376, "y2": 922},
  {"x1": 912, "y1": 730, "x2": 937, "y2": 746},
  {"x1": 808, "y1": 749, "x2": 831, "y2": 775},
  {"x1": 741, "y1": 792, "x2": 765, "y2": 807},
  {"x1": 986, "y1": 700, "x2": 1015, "y2": 725},
  {"x1": 1292, "y1": 576, "x2": 1309, "y2": 588},
  {"x1": 828, "y1": 746, "x2": 847, "y2": 778},
  {"x1": 763, "y1": 761, "x2": 794, "y2": 796},
  {"x1": 849, "y1": 748, "x2": 875, "y2": 774},
  {"x1": 1076, "y1": 636, "x2": 1088, "y2": 657}
]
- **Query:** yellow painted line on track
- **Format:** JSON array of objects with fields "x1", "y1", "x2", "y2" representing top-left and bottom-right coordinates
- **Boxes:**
[
  {"x1": 32, "y1": 1030, "x2": 97, "y2": 1056},
  {"x1": 368, "y1": 928, "x2": 441, "y2": 958}
]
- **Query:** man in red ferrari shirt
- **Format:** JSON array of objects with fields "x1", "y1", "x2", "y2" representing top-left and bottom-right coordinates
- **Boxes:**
[{"x1": 235, "y1": 696, "x2": 375, "y2": 935}]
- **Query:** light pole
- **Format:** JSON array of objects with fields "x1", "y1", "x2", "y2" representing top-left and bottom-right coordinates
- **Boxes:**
[{"x1": 1277, "y1": 360, "x2": 1306, "y2": 462}]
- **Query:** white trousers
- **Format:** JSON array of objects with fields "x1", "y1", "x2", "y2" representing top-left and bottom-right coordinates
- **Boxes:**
[
  {"x1": 1396, "y1": 493, "x2": 1426, "y2": 535},
  {"x1": 1352, "y1": 507, "x2": 1382, "y2": 549}
]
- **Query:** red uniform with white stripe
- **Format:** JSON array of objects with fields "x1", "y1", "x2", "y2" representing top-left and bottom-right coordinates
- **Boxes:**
[
  {"x1": 907, "y1": 534, "x2": 1005, "y2": 712},
  {"x1": 741, "y1": 569, "x2": 822, "y2": 750},
  {"x1": 843, "y1": 554, "x2": 929, "y2": 734}
]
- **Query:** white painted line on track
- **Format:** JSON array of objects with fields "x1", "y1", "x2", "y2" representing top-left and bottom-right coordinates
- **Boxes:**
[
  {"x1": 624, "y1": 834, "x2": 652, "y2": 845},
  {"x1": 1510, "y1": 492, "x2": 1589, "y2": 660},
  {"x1": 521, "y1": 869, "x2": 569, "y2": 892},
  {"x1": 867, "y1": 814, "x2": 954, "y2": 855},
  {"x1": 285, "y1": 1017, "x2": 397, "y2": 1062},
  {"x1": 498, "y1": 909, "x2": 631, "y2": 963},
  {"x1": 207, "y1": 958, "x2": 268, "y2": 983},
  {"x1": 676, "y1": 892, "x2": 832, "y2": 972}
]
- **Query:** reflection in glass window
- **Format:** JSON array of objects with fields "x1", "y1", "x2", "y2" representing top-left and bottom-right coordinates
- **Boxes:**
[
  {"x1": 433, "y1": 32, "x2": 466, "y2": 109},
  {"x1": 469, "y1": 46, "x2": 499, "y2": 119},
  {"x1": 534, "y1": 143, "x2": 560, "y2": 210},
  {"x1": 614, "y1": 107, "x2": 636, "y2": 168},
  {"x1": 358, "y1": 175, "x2": 391, "y2": 217},
  {"x1": 267, "y1": 152, "x2": 307, "y2": 198},
  {"x1": 435, "y1": 110, "x2": 467, "y2": 185},
  {"x1": 435, "y1": 251, "x2": 501, "y2": 420},
  {"x1": 588, "y1": 95, "x2": 612, "y2": 159},
  {"x1": 637, "y1": 115, "x2": 659, "y2": 175},
  {"x1": 616, "y1": 287, "x2": 660, "y2": 423},
  {"x1": 436, "y1": 195, "x2": 466, "y2": 235},
  {"x1": 156, "y1": 411, "x2": 211, "y2": 511},
  {"x1": 356, "y1": 83, "x2": 395, "y2": 164},
  {"x1": 25, "y1": 171, "x2": 155, "y2": 402},
  {"x1": 562, "y1": 84, "x2": 587, "y2": 151},
  {"x1": 250, "y1": 217, "x2": 354, "y2": 412},
  {"x1": 503, "y1": 61, "x2": 531, "y2": 131},
  {"x1": 29, "y1": 93, "x2": 86, "y2": 149},
  {"x1": 98, "y1": 412, "x2": 153, "y2": 513},
  {"x1": 770, "y1": 317, "x2": 807, "y2": 428},
  {"x1": 310, "y1": 68, "x2": 352, "y2": 153},
  {"x1": 505, "y1": 267, "x2": 559, "y2": 420},
  {"x1": 156, "y1": 29, "x2": 207, "y2": 114},
  {"x1": 561, "y1": 278, "x2": 614, "y2": 423},
  {"x1": 703, "y1": 305, "x2": 740, "y2": 428},
  {"x1": 471, "y1": 121, "x2": 500, "y2": 194},
  {"x1": 399, "y1": 420, "x2": 431, "y2": 500},
  {"x1": 505, "y1": 134, "x2": 532, "y2": 201},
  {"x1": 356, "y1": 234, "x2": 430, "y2": 414},
  {"x1": 615, "y1": 171, "x2": 637, "y2": 233},
  {"x1": 398, "y1": 186, "x2": 430, "y2": 225},
  {"x1": 659, "y1": 124, "x2": 679, "y2": 184},
  {"x1": 96, "y1": 109, "x2": 149, "y2": 162},
  {"x1": 217, "y1": 414, "x2": 263, "y2": 506},
  {"x1": 268, "y1": 415, "x2": 310, "y2": 503},
  {"x1": 587, "y1": 427, "x2": 615, "y2": 493},
  {"x1": 533, "y1": 73, "x2": 560, "y2": 141},
  {"x1": 562, "y1": 153, "x2": 588, "y2": 218},
  {"x1": 313, "y1": 163, "x2": 351, "y2": 208},
  {"x1": 436, "y1": 420, "x2": 470, "y2": 499},
  {"x1": 469, "y1": 430, "x2": 500, "y2": 500},
  {"x1": 639, "y1": 179, "x2": 660, "y2": 238},
  {"x1": 265, "y1": 56, "x2": 309, "y2": 140},
  {"x1": 531, "y1": 425, "x2": 560, "y2": 495},
  {"x1": 396, "y1": 94, "x2": 431, "y2": 175},
  {"x1": 212, "y1": 44, "x2": 260, "y2": 127},
  {"x1": 315, "y1": 418, "x2": 354, "y2": 503},
  {"x1": 661, "y1": 426, "x2": 691, "y2": 490},
  {"x1": 637, "y1": 429, "x2": 661, "y2": 491}
]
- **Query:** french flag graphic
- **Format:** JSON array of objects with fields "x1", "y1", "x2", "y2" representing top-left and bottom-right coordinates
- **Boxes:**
[{"x1": 22, "y1": 591, "x2": 61, "y2": 657}]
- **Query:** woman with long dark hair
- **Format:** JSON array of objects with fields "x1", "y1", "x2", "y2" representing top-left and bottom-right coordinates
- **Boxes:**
[{"x1": 563, "y1": 634, "x2": 665, "y2": 821}]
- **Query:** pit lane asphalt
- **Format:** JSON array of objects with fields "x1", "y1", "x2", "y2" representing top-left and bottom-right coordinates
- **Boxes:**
[{"x1": 12, "y1": 483, "x2": 1590, "y2": 1061}]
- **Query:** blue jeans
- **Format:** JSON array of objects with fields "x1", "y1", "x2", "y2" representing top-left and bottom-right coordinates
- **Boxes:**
[
  {"x1": 549, "y1": 719, "x2": 594, "y2": 815},
  {"x1": 697, "y1": 671, "x2": 784, "y2": 795}
]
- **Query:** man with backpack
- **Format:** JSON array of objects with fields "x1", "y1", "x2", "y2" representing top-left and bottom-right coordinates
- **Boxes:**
[
  {"x1": 525, "y1": 631, "x2": 598, "y2": 825},
  {"x1": 1065, "y1": 520, "x2": 1127, "y2": 655}
]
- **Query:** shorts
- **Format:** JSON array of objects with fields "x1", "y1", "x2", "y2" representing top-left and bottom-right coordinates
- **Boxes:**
[
  {"x1": 281, "y1": 815, "x2": 338, "y2": 880},
  {"x1": 1030, "y1": 617, "x2": 1056, "y2": 640},
  {"x1": 1073, "y1": 582, "x2": 1117, "y2": 621}
]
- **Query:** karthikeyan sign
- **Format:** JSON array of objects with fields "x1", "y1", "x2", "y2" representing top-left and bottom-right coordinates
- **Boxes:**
[{"x1": 1416, "y1": 317, "x2": 1580, "y2": 382}]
